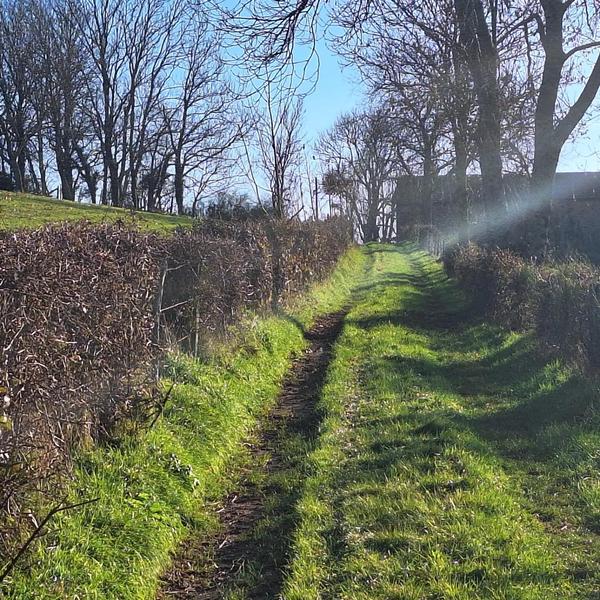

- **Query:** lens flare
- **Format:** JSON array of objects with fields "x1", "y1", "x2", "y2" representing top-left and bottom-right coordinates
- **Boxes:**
[{"x1": 441, "y1": 174, "x2": 593, "y2": 247}]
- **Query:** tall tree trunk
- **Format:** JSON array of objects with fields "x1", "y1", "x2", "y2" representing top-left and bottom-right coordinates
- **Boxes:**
[
  {"x1": 422, "y1": 145, "x2": 434, "y2": 227},
  {"x1": 56, "y1": 142, "x2": 75, "y2": 201},
  {"x1": 147, "y1": 183, "x2": 157, "y2": 212},
  {"x1": 528, "y1": 1, "x2": 566, "y2": 256},
  {"x1": 130, "y1": 166, "x2": 139, "y2": 210},
  {"x1": 174, "y1": 162, "x2": 185, "y2": 215},
  {"x1": 454, "y1": 0, "x2": 505, "y2": 241},
  {"x1": 36, "y1": 130, "x2": 49, "y2": 197},
  {"x1": 75, "y1": 146, "x2": 98, "y2": 204},
  {"x1": 365, "y1": 187, "x2": 379, "y2": 242},
  {"x1": 10, "y1": 149, "x2": 27, "y2": 192},
  {"x1": 529, "y1": 1, "x2": 600, "y2": 256},
  {"x1": 451, "y1": 44, "x2": 471, "y2": 241},
  {"x1": 108, "y1": 153, "x2": 120, "y2": 206},
  {"x1": 530, "y1": 143, "x2": 561, "y2": 256},
  {"x1": 394, "y1": 180, "x2": 403, "y2": 242},
  {"x1": 454, "y1": 131, "x2": 469, "y2": 241},
  {"x1": 58, "y1": 167, "x2": 75, "y2": 201}
]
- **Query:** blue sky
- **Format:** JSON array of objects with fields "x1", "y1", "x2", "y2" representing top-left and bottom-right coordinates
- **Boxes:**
[
  {"x1": 302, "y1": 39, "x2": 362, "y2": 144},
  {"x1": 559, "y1": 120, "x2": 600, "y2": 172},
  {"x1": 220, "y1": 0, "x2": 600, "y2": 173}
]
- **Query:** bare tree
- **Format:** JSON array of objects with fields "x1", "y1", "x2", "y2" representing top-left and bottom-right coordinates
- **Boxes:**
[
  {"x1": 530, "y1": 2, "x2": 600, "y2": 187},
  {"x1": 76, "y1": 0, "x2": 178, "y2": 207},
  {"x1": 0, "y1": 0, "x2": 38, "y2": 192},
  {"x1": 223, "y1": 1, "x2": 529, "y2": 238},
  {"x1": 319, "y1": 109, "x2": 403, "y2": 241},
  {"x1": 164, "y1": 16, "x2": 241, "y2": 215},
  {"x1": 451, "y1": 0, "x2": 506, "y2": 232},
  {"x1": 121, "y1": 0, "x2": 183, "y2": 210},
  {"x1": 33, "y1": 0, "x2": 91, "y2": 200},
  {"x1": 255, "y1": 84, "x2": 304, "y2": 218}
]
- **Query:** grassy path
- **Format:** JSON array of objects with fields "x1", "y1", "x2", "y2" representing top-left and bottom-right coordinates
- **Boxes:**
[
  {"x1": 3, "y1": 250, "x2": 366, "y2": 599},
  {"x1": 158, "y1": 310, "x2": 348, "y2": 598},
  {"x1": 6, "y1": 245, "x2": 598, "y2": 598},
  {"x1": 223, "y1": 245, "x2": 599, "y2": 599}
]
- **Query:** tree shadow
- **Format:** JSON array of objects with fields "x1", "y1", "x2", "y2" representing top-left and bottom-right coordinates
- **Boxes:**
[{"x1": 215, "y1": 310, "x2": 348, "y2": 600}]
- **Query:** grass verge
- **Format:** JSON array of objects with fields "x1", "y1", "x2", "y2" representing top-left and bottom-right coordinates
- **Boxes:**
[
  {"x1": 0, "y1": 192, "x2": 190, "y2": 233},
  {"x1": 1, "y1": 248, "x2": 366, "y2": 599},
  {"x1": 279, "y1": 245, "x2": 599, "y2": 599}
]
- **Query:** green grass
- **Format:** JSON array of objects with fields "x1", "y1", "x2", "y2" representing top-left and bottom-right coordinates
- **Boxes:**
[
  {"x1": 0, "y1": 192, "x2": 191, "y2": 232},
  {"x1": 1, "y1": 248, "x2": 367, "y2": 599},
  {"x1": 220, "y1": 244, "x2": 599, "y2": 599},
  {"x1": 5, "y1": 244, "x2": 600, "y2": 599}
]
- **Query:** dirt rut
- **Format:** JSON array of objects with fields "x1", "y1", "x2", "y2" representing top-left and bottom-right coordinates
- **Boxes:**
[{"x1": 158, "y1": 310, "x2": 347, "y2": 599}]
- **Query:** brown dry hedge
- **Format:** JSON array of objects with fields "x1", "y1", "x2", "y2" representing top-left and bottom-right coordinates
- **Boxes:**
[{"x1": 0, "y1": 216, "x2": 351, "y2": 557}]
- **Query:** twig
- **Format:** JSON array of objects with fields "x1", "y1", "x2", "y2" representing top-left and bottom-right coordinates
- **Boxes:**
[
  {"x1": 148, "y1": 384, "x2": 175, "y2": 430},
  {"x1": 0, "y1": 497, "x2": 99, "y2": 585}
]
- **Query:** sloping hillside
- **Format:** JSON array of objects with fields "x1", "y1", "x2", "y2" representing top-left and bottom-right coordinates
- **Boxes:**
[{"x1": 0, "y1": 192, "x2": 190, "y2": 233}]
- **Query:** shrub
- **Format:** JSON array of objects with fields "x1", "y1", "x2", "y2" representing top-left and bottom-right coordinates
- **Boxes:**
[
  {"x1": 0, "y1": 222, "x2": 161, "y2": 554},
  {"x1": 447, "y1": 243, "x2": 600, "y2": 371},
  {"x1": 160, "y1": 217, "x2": 351, "y2": 351},
  {"x1": 535, "y1": 260, "x2": 600, "y2": 371},
  {"x1": 0, "y1": 216, "x2": 352, "y2": 557}
]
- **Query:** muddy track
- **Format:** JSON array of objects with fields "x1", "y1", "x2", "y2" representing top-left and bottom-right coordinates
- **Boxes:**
[{"x1": 158, "y1": 310, "x2": 348, "y2": 599}]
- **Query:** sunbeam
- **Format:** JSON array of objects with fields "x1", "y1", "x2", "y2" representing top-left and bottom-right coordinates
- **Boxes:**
[{"x1": 442, "y1": 174, "x2": 596, "y2": 248}]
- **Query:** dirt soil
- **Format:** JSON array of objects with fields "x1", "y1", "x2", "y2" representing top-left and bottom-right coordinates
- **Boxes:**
[{"x1": 158, "y1": 310, "x2": 347, "y2": 599}]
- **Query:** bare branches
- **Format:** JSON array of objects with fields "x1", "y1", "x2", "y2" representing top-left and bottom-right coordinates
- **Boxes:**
[
  {"x1": 253, "y1": 83, "x2": 305, "y2": 218},
  {"x1": 0, "y1": 217, "x2": 352, "y2": 568},
  {"x1": 0, "y1": 497, "x2": 99, "y2": 586},
  {"x1": 219, "y1": 0, "x2": 322, "y2": 68},
  {"x1": 318, "y1": 109, "x2": 404, "y2": 241},
  {"x1": 0, "y1": 0, "x2": 245, "y2": 213}
]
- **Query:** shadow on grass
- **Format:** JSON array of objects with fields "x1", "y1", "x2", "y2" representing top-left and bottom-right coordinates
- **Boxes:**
[
  {"x1": 351, "y1": 245, "x2": 599, "y2": 548},
  {"x1": 218, "y1": 311, "x2": 348, "y2": 600},
  {"x1": 271, "y1": 246, "x2": 598, "y2": 596}
]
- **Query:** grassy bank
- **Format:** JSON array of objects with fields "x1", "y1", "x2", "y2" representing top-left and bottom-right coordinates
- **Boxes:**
[
  {"x1": 0, "y1": 192, "x2": 190, "y2": 232},
  {"x1": 1, "y1": 248, "x2": 365, "y2": 599},
  {"x1": 275, "y1": 245, "x2": 599, "y2": 599}
]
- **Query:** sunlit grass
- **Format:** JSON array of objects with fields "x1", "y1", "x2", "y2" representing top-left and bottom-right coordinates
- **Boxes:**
[
  {"x1": 0, "y1": 192, "x2": 191, "y2": 233},
  {"x1": 2, "y1": 248, "x2": 367, "y2": 599},
  {"x1": 6, "y1": 244, "x2": 599, "y2": 598},
  {"x1": 280, "y1": 245, "x2": 600, "y2": 599}
]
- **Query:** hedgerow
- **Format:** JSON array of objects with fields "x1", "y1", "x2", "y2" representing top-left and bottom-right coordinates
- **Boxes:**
[
  {"x1": 445, "y1": 243, "x2": 600, "y2": 370},
  {"x1": 0, "y1": 216, "x2": 351, "y2": 565}
]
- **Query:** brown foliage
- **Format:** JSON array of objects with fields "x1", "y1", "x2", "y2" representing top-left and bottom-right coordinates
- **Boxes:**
[
  {"x1": 0, "y1": 223, "x2": 161, "y2": 546},
  {"x1": 535, "y1": 261, "x2": 600, "y2": 371},
  {"x1": 160, "y1": 217, "x2": 352, "y2": 350},
  {"x1": 0, "y1": 216, "x2": 352, "y2": 555}
]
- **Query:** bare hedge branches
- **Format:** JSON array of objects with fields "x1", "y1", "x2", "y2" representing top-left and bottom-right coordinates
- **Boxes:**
[
  {"x1": 0, "y1": 216, "x2": 352, "y2": 562},
  {"x1": 0, "y1": 223, "x2": 161, "y2": 548}
]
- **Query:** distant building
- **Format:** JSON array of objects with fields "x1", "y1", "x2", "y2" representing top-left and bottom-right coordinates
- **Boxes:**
[{"x1": 395, "y1": 172, "x2": 600, "y2": 259}]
